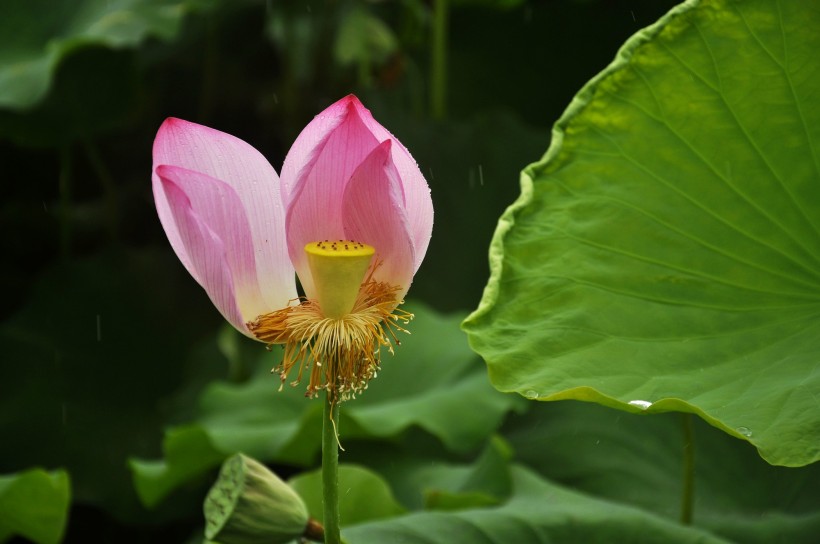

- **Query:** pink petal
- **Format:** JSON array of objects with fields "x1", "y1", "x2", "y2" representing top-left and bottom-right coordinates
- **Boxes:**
[
  {"x1": 342, "y1": 96, "x2": 433, "y2": 272},
  {"x1": 281, "y1": 97, "x2": 381, "y2": 298},
  {"x1": 281, "y1": 96, "x2": 433, "y2": 278},
  {"x1": 159, "y1": 175, "x2": 254, "y2": 337},
  {"x1": 157, "y1": 165, "x2": 270, "y2": 325},
  {"x1": 153, "y1": 118, "x2": 295, "y2": 312},
  {"x1": 279, "y1": 99, "x2": 351, "y2": 205},
  {"x1": 342, "y1": 141, "x2": 416, "y2": 301}
]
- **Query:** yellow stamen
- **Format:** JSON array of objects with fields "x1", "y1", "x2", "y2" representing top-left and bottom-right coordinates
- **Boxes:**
[
  {"x1": 305, "y1": 240, "x2": 375, "y2": 319},
  {"x1": 248, "y1": 244, "x2": 412, "y2": 402}
]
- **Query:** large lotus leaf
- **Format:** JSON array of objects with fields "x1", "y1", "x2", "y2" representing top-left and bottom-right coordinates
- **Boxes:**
[
  {"x1": 505, "y1": 401, "x2": 820, "y2": 543},
  {"x1": 0, "y1": 468, "x2": 70, "y2": 544},
  {"x1": 0, "y1": 0, "x2": 218, "y2": 111},
  {"x1": 130, "y1": 302, "x2": 522, "y2": 507},
  {"x1": 342, "y1": 465, "x2": 729, "y2": 544},
  {"x1": 462, "y1": 0, "x2": 820, "y2": 466}
]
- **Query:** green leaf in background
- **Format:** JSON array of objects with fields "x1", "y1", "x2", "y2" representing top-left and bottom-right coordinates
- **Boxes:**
[
  {"x1": 289, "y1": 465, "x2": 405, "y2": 527},
  {"x1": 420, "y1": 435, "x2": 513, "y2": 511},
  {"x1": 463, "y1": 0, "x2": 820, "y2": 466},
  {"x1": 0, "y1": 0, "x2": 215, "y2": 111},
  {"x1": 0, "y1": 468, "x2": 70, "y2": 544},
  {"x1": 130, "y1": 302, "x2": 523, "y2": 507},
  {"x1": 334, "y1": 6, "x2": 397, "y2": 68},
  {"x1": 450, "y1": 0, "x2": 525, "y2": 9},
  {"x1": 342, "y1": 466, "x2": 730, "y2": 544},
  {"x1": 129, "y1": 426, "x2": 225, "y2": 509},
  {"x1": 335, "y1": 430, "x2": 512, "y2": 513},
  {"x1": 505, "y1": 401, "x2": 820, "y2": 543},
  {"x1": 0, "y1": 47, "x2": 142, "y2": 147}
]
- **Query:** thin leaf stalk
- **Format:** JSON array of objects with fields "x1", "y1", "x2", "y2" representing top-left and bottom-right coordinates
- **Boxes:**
[{"x1": 430, "y1": 0, "x2": 448, "y2": 119}]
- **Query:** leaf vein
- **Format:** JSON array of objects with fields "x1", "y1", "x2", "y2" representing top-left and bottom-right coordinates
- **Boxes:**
[
  {"x1": 550, "y1": 174, "x2": 820, "y2": 291},
  {"x1": 734, "y1": 0, "x2": 820, "y2": 238},
  {"x1": 656, "y1": 39, "x2": 820, "y2": 266},
  {"x1": 529, "y1": 310, "x2": 820, "y2": 345},
  {"x1": 589, "y1": 126, "x2": 820, "y2": 279},
  {"x1": 507, "y1": 272, "x2": 819, "y2": 312},
  {"x1": 550, "y1": 224, "x2": 820, "y2": 299}
]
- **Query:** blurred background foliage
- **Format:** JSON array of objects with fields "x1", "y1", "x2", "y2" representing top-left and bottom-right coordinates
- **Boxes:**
[{"x1": 3, "y1": 0, "x2": 816, "y2": 543}]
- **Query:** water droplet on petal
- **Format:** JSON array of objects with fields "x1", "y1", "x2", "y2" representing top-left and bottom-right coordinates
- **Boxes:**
[
  {"x1": 628, "y1": 399, "x2": 652, "y2": 410},
  {"x1": 524, "y1": 390, "x2": 539, "y2": 400},
  {"x1": 736, "y1": 426, "x2": 752, "y2": 438}
]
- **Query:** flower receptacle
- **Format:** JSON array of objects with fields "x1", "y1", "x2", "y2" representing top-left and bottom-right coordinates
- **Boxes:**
[{"x1": 305, "y1": 240, "x2": 375, "y2": 319}]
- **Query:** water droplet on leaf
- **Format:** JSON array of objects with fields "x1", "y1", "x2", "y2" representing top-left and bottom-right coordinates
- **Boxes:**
[
  {"x1": 736, "y1": 426, "x2": 753, "y2": 438},
  {"x1": 524, "y1": 390, "x2": 539, "y2": 399},
  {"x1": 628, "y1": 399, "x2": 652, "y2": 410}
]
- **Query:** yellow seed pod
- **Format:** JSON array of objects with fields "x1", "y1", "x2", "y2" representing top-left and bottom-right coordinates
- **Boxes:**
[{"x1": 305, "y1": 240, "x2": 375, "y2": 319}]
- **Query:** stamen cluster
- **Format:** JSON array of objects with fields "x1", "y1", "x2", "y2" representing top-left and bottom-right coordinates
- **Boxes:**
[{"x1": 249, "y1": 269, "x2": 412, "y2": 402}]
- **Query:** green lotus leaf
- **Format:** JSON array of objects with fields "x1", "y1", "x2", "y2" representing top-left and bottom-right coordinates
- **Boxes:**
[
  {"x1": 342, "y1": 433, "x2": 514, "y2": 513},
  {"x1": 463, "y1": 0, "x2": 820, "y2": 466},
  {"x1": 420, "y1": 436, "x2": 513, "y2": 511},
  {"x1": 130, "y1": 426, "x2": 225, "y2": 509},
  {"x1": 0, "y1": 468, "x2": 70, "y2": 544},
  {"x1": 342, "y1": 465, "x2": 730, "y2": 543},
  {"x1": 0, "y1": 0, "x2": 216, "y2": 111}
]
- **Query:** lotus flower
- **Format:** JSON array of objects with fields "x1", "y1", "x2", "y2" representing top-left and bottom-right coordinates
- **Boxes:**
[{"x1": 152, "y1": 95, "x2": 433, "y2": 399}]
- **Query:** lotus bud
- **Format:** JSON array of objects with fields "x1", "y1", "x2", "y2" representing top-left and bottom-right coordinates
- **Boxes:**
[{"x1": 204, "y1": 453, "x2": 315, "y2": 544}]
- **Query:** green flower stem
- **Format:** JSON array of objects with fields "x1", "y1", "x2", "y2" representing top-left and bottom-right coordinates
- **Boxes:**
[
  {"x1": 430, "y1": 0, "x2": 448, "y2": 120},
  {"x1": 322, "y1": 393, "x2": 341, "y2": 544},
  {"x1": 680, "y1": 414, "x2": 695, "y2": 525}
]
